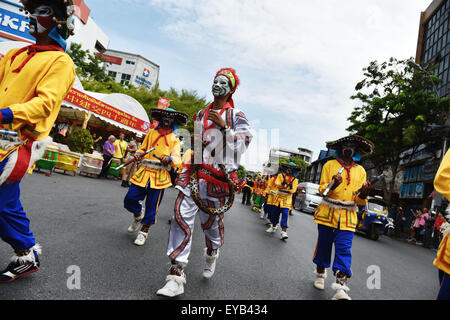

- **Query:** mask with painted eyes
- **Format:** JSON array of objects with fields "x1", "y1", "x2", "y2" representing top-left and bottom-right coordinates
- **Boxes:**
[
  {"x1": 161, "y1": 116, "x2": 175, "y2": 129},
  {"x1": 29, "y1": 5, "x2": 56, "y2": 35},
  {"x1": 212, "y1": 75, "x2": 232, "y2": 98}
]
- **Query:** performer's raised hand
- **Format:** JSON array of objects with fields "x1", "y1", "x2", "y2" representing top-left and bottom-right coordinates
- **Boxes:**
[{"x1": 207, "y1": 110, "x2": 227, "y2": 129}]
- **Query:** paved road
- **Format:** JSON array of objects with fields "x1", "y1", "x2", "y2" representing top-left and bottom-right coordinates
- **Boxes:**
[{"x1": 0, "y1": 171, "x2": 440, "y2": 300}]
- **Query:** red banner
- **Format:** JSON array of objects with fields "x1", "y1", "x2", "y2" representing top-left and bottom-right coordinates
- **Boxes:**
[{"x1": 64, "y1": 88, "x2": 150, "y2": 134}]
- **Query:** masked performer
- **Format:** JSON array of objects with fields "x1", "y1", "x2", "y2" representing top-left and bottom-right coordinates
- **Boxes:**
[
  {"x1": 124, "y1": 108, "x2": 185, "y2": 246},
  {"x1": 312, "y1": 135, "x2": 374, "y2": 300},
  {"x1": 156, "y1": 68, "x2": 252, "y2": 297},
  {"x1": 433, "y1": 149, "x2": 450, "y2": 300},
  {"x1": 241, "y1": 176, "x2": 253, "y2": 205},
  {"x1": 262, "y1": 173, "x2": 278, "y2": 222},
  {"x1": 0, "y1": 0, "x2": 75, "y2": 282},
  {"x1": 266, "y1": 163, "x2": 298, "y2": 240},
  {"x1": 252, "y1": 175, "x2": 265, "y2": 213}
]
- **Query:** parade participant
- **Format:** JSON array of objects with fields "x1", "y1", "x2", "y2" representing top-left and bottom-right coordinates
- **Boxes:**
[
  {"x1": 124, "y1": 108, "x2": 186, "y2": 246},
  {"x1": 0, "y1": 0, "x2": 75, "y2": 282},
  {"x1": 433, "y1": 149, "x2": 450, "y2": 300},
  {"x1": 156, "y1": 68, "x2": 252, "y2": 298},
  {"x1": 241, "y1": 176, "x2": 253, "y2": 205},
  {"x1": 121, "y1": 139, "x2": 138, "y2": 188},
  {"x1": 252, "y1": 175, "x2": 265, "y2": 213},
  {"x1": 266, "y1": 163, "x2": 299, "y2": 240},
  {"x1": 312, "y1": 135, "x2": 374, "y2": 300},
  {"x1": 262, "y1": 173, "x2": 278, "y2": 222}
]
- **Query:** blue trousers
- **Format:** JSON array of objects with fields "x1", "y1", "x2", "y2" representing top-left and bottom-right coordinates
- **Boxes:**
[
  {"x1": 0, "y1": 157, "x2": 36, "y2": 250},
  {"x1": 437, "y1": 270, "x2": 450, "y2": 300},
  {"x1": 269, "y1": 205, "x2": 289, "y2": 228},
  {"x1": 124, "y1": 184, "x2": 165, "y2": 225},
  {"x1": 313, "y1": 224, "x2": 354, "y2": 276}
]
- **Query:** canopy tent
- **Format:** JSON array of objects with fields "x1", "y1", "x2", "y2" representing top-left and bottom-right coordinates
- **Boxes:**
[{"x1": 0, "y1": 41, "x2": 150, "y2": 137}]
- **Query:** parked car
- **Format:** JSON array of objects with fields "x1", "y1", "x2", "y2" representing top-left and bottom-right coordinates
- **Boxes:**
[{"x1": 294, "y1": 182, "x2": 322, "y2": 214}]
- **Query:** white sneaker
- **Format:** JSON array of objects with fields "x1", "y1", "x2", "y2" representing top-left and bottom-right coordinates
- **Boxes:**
[
  {"x1": 273, "y1": 224, "x2": 279, "y2": 232},
  {"x1": 313, "y1": 270, "x2": 327, "y2": 290},
  {"x1": 156, "y1": 274, "x2": 186, "y2": 297},
  {"x1": 280, "y1": 231, "x2": 289, "y2": 240},
  {"x1": 260, "y1": 212, "x2": 265, "y2": 219},
  {"x1": 203, "y1": 248, "x2": 220, "y2": 279},
  {"x1": 331, "y1": 283, "x2": 351, "y2": 300},
  {"x1": 265, "y1": 226, "x2": 275, "y2": 233},
  {"x1": 128, "y1": 209, "x2": 145, "y2": 233},
  {"x1": 134, "y1": 231, "x2": 148, "y2": 246}
]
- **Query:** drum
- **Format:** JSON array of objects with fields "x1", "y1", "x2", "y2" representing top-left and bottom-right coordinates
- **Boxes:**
[
  {"x1": 35, "y1": 144, "x2": 59, "y2": 172},
  {"x1": 79, "y1": 153, "x2": 104, "y2": 176},
  {"x1": 107, "y1": 157, "x2": 122, "y2": 177},
  {"x1": 55, "y1": 148, "x2": 82, "y2": 175}
]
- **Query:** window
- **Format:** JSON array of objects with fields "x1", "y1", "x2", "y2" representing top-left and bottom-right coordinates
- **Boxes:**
[
  {"x1": 121, "y1": 73, "x2": 131, "y2": 85},
  {"x1": 126, "y1": 60, "x2": 135, "y2": 65},
  {"x1": 108, "y1": 71, "x2": 117, "y2": 79}
]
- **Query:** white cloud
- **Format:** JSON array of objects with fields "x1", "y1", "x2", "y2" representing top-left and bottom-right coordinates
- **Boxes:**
[{"x1": 115, "y1": 0, "x2": 430, "y2": 171}]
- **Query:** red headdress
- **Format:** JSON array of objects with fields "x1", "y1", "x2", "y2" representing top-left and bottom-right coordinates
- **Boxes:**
[{"x1": 215, "y1": 67, "x2": 240, "y2": 108}]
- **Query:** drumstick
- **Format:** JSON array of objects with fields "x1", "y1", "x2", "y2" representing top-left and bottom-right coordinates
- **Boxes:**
[
  {"x1": 0, "y1": 129, "x2": 18, "y2": 137},
  {"x1": 322, "y1": 167, "x2": 345, "y2": 197},
  {"x1": 115, "y1": 147, "x2": 156, "y2": 170}
]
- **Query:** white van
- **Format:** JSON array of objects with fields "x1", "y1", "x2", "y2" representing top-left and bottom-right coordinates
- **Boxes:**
[{"x1": 294, "y1": 182, "x2": 322, "y2": 214}]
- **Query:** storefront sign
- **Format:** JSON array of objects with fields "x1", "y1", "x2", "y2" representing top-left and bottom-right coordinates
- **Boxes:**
[
  {"x1": 64, "y1": 88, "x2": 150, "y2": 134},
  {"x1": 134, "y1": 75, "x2": 152, "y2": 89},
  {"x1": 0, "y1": 7, "x2": 34, "y2": 42},
  {"x1": 96, "y1": 53, "x2": 123, "y2": 65}
]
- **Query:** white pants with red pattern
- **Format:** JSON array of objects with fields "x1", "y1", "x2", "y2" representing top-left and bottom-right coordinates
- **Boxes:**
[{"x1": 166, "y1": 191, "x2": 225, "y2": 266}]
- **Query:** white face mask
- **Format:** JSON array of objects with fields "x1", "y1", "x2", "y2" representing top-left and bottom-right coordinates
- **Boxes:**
[
  {"x1": 212, "y1": 75, "x2": 232, "y2": 97},
  {"x1": 29, "y1": 5, "x2": 55, "y2": 34}
]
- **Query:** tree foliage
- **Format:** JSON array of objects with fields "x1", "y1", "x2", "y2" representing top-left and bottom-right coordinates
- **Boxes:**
[
  {"x1": 67, "y1": 43, "x2": 111, "y2": 82},
  {"x1": 67, "y1": 128, "x2": 93, "y2": 154},
  {"x1": 347, "y1": 57, "x2": 450, "y2": 200}
]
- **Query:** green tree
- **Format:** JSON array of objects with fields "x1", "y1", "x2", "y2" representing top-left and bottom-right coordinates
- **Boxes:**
[
  {"x1": 347, "y1": 57, "x2": 450, "y2": 201},
  {"x1": 67, "y1": 43, "x2": 111, "y2": 82},
  {"x1": 237, "y1": 165, "x2": 246, "y2": 179}
]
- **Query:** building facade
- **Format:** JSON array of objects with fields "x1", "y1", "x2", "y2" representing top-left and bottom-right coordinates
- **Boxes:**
[
  {"x1": 416, "y1": 0, "x2": 449, "y2": 98},
  {"x1": 101, "y1": 49, "x2": 160, "y2": 91},
  {"x1": 0, "y1": 0, "x2": 109, "y2": 53},
  {"x1": 262, "y1": 147, "x2": 313, "y2": 177}
]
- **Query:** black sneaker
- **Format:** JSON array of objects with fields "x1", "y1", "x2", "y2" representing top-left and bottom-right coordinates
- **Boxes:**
[{"x1": 0, "y1": 256, "x2": 40, "y2": 283}]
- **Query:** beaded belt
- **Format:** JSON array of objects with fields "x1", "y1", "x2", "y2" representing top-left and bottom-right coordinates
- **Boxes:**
[{"x1": 140, "y1": 159, "x2": 171, "y2": 170}]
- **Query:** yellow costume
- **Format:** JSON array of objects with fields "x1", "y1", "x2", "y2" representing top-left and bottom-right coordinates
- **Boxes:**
[
  {"x1": 433, "y1": 150, "x2": 450, "y2": 275},
  {"x1": 313, "y1": 159, "x2": 368, "y2": 232},
  {"x1": 274, "y1": 173, "x2": 299, "y2": 209},
  {"x1": 264, "y1": 176, "x2": 278, "y2": 206},
  {"x1": 0, "y1": 48, "x2": 75, "y2": 160},
  {"x1": 181, "y1": 148, "x2": 193, "y2": 167},
  {"x1": 130, "y1": 128, "x2": 181, "y2": 189}
]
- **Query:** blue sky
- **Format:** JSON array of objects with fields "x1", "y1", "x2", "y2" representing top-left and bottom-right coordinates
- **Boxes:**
[{"x1": 84, "y1": 0, "x2": 431, "y2": 171}]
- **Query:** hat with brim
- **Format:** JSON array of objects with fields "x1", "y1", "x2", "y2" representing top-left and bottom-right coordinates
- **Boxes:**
[
  {"x1": 150, "y1": 108, "x2": 188, "y2": 126},
  {"x1": 280, "y1": 162, "x2": 298, "y2": 170},
  {"x1": 326, "y1": 135, "x2": 374, "y2": 155}
]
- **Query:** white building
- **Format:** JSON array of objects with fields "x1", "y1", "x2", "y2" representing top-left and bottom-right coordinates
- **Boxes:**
[
  {"x1": 0, "y1": 0, "x2": 109, "y2": 53},
  {"x1": 102, "y1": 49, "x2": 160, "y2": 91}
]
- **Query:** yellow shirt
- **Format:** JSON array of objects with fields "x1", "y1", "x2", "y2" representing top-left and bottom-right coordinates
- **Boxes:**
[
  {"x1": 264, "y1": 176, "x2": 278, "y2": 206},
  {"x1": 313, "y1": 159, "x2": 368, "y2": 232},
  {"x1": 274, "y1": 173, "x2": 299, "y2": 209},
  {"x1": 113, "y1": 139, "x2": 128, "y2": 159},
  {"x1": 0, "y1": 48, "x2": 75, "y2": 160},
  {"x1": 182, "y1": 149, "x2": 193, "y2": 167},
  {"x1": 433, "y1": 150, "x2": 450, "y2": 274},
  {"x1": 130, "y1": 129, "x2": 182, "y2": 189}
]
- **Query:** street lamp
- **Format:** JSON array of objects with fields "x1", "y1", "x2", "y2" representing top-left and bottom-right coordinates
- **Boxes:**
[{"x1": 407, "y1": 60, "x2": 440, "y2": 98}]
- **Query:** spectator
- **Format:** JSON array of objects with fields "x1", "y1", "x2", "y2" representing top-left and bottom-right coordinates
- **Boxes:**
[
  {"x1": 99, "y1": 135, "x2": 116, "y2": 179},
  {"x1": 423, "y1": 211, "x2": 436, "y2": 249},
  {"x1": 410, "y1": 209, "x2": 424, "y2": 244},
  {"x1": 90, "y1": 132, "x2": 102, "y2": 154},
  {"x1": 433, "y1": 212, "x2": 446, "y2": 250},
  {"x1": 394, "y1": 206, "x2": 405, "y2": 238},
  {"x1": 114, "y1": 133, "x2": 128, "y2": 164}
]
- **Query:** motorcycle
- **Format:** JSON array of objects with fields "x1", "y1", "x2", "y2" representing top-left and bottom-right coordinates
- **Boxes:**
[{"x1": 384, "y1": 217, "x2": 395, "y2": 237}]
